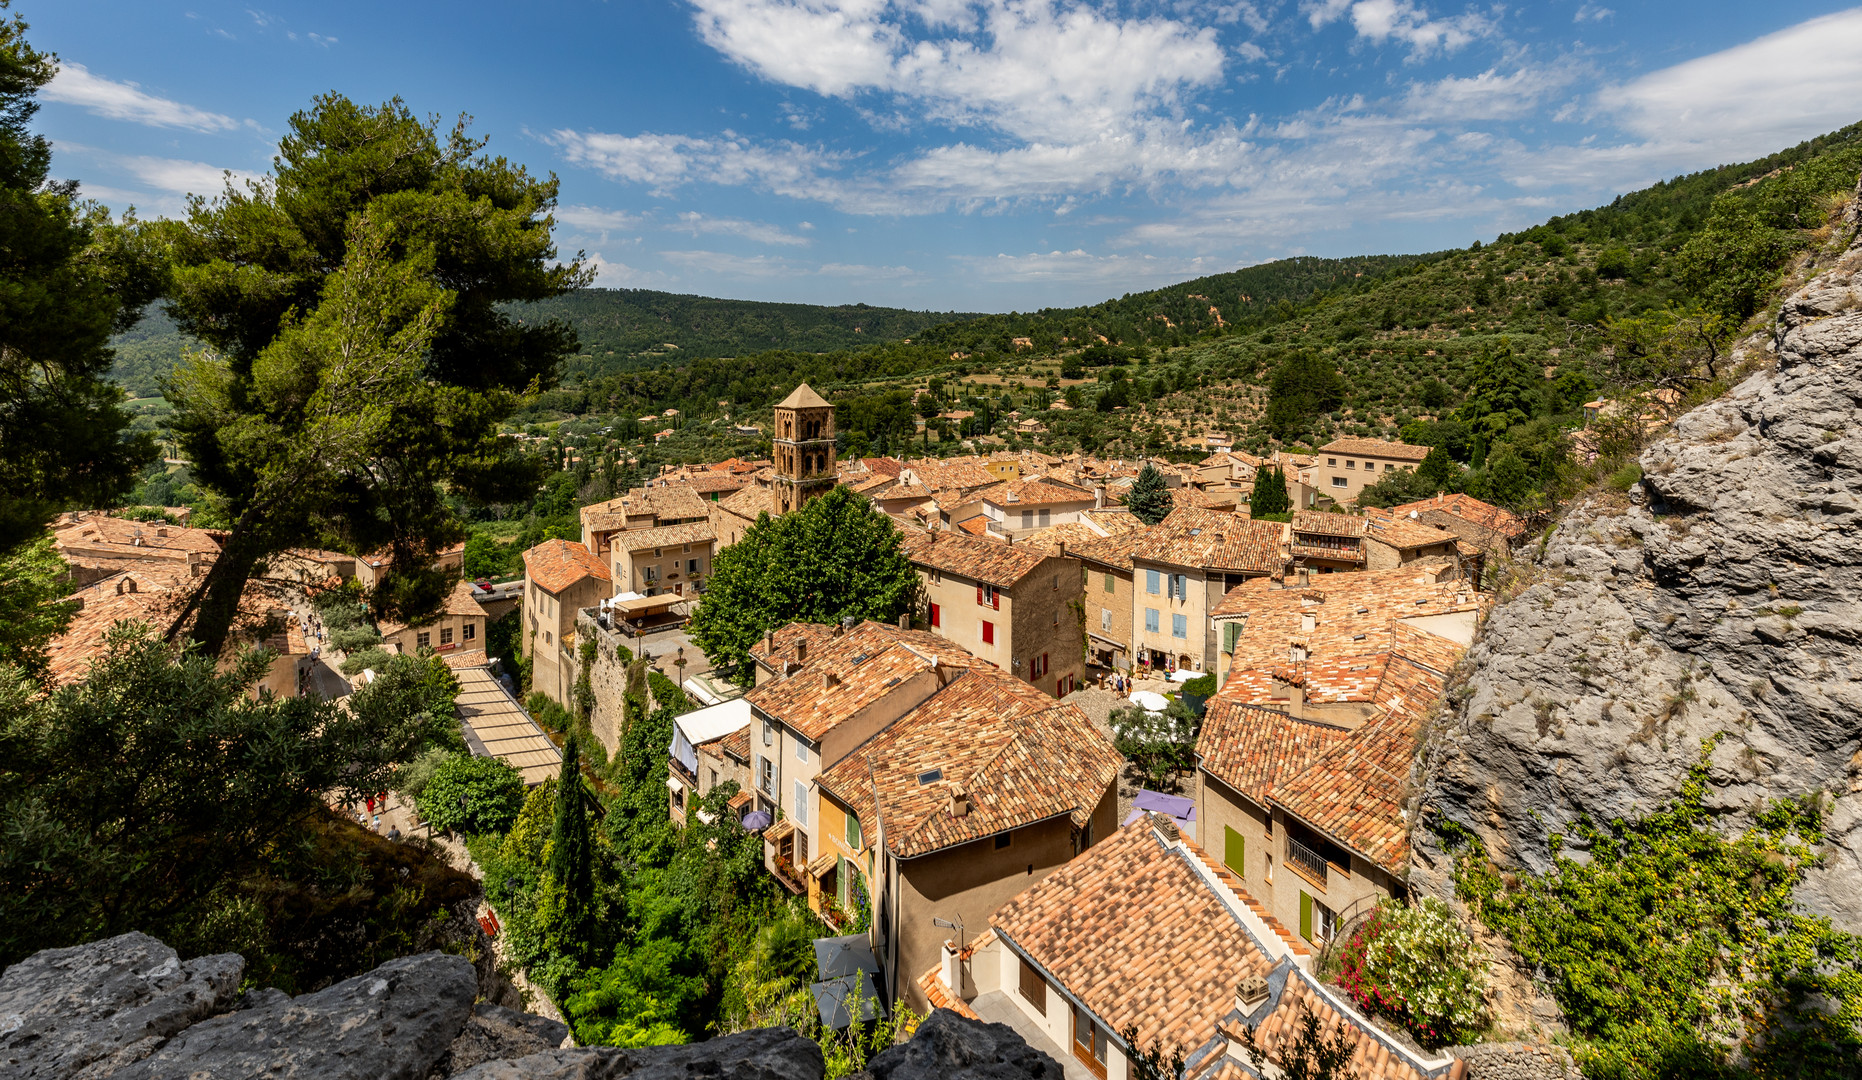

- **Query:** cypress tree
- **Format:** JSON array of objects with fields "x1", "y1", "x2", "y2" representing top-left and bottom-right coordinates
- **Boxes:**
[
  {"x1": 548, "y1": 739, "x2": 594, "y2": 932},
  {"x1": 1127, "y1": 463, "x2": 1173, "y2": 526},
  {"x1": 1250, "y1": 464, "x2": 1290, "y2": 517}
]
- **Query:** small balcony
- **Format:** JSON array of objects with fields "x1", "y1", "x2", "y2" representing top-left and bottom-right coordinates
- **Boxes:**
[{"x1": 1287, "y1": 835, "x2": 1330, "y2": 887}]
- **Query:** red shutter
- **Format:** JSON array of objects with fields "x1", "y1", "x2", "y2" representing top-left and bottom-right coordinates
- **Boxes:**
[
  {"x1": 993, "y1": 589, "x2": 1001, "y2": 610},
  {"x1": 977, "y1": 584, "x2": 984, "y2": 605},
  {"x1": 982, "y1": 621, "x2": 995, "y2": 645},
  {"x1": 930, "y1": 603, "x2": 941, "y2": 627}
]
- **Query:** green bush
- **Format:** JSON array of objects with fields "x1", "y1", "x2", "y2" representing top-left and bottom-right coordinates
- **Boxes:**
[
  {"x1": 1607, "y1": 461, "x2": 1643, "y2": 492},
  {"x1": 395, "y1": 746, "x2": 455, "y2": 802},
  {"x1": 418, "y1": 754, "x2": 527, "y2": 835},
  {"x1": 1180, "y1": 672, "x2": 1217, "y2": 698},
  {"x1": 331, "y1": 624, "x2": 382, "y2": 653},
  {"x1": 1335, "y1": 898, "x2": 1487, "y2": 1048},
  {"x1": 340, "y1": 646, "x2": 392, "y2": 677}
]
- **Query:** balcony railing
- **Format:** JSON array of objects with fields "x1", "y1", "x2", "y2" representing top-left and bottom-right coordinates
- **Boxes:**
[{"x1": 1287, "y1": 835, "x2": 1329, "y2": 886}]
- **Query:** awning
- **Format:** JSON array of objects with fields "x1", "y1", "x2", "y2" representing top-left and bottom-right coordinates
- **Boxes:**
[
  {"x1": 614, "y1": 593, "x2": 680, "y2": 614},
  {"x1": 1087, "y1": 632, "x2": 1126, "y2": 652},
  {"x1": 806, "y1": 851, "x2": 839, "y2": 878},
  {"x1": 814, "y1": 934, "x2": 881, "y2": 981},
  {"x1": 727, "y1": 790, "x2": 756, "y2": 811},
  {"x1": 666, "y1": 776, "x2": 685, "y2": 792},
  {"x1": 810, "y1": 971, "x2": 882, "y2": 1031},
  {"x1": 697, "y1": 810, "x2": 717, "y2": 824},
  {"x1": 766, "y1": 818, "x2": 797, "y2": 843}
]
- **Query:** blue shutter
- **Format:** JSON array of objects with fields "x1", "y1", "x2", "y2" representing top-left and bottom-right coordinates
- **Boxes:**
[
  {"x1": 1173, "y1": 614, "x2": 1187, "y2": 639},
  {"x1": 1146, "y1": 569, "x2": 1160, "y2": 595},
  {"x1": 1145, "y1": 608, "x2": 1159, "y2": 632}
]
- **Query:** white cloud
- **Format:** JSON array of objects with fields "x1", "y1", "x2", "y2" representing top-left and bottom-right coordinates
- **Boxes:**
[
  {"x1": 583, "y1": 252, "x2": 672, "y2": 287},
  {"x1": 1345, "y1": 0, "x2": 1494, "y2": 57},
  {"x1": 661, "y1": 249, "x2": 916, "y2": 279},
  {"x1": 949, "y1": 248, "x2": 1221, "y2": 286},
  {"x1": 117, "y1": 154, "x2": 264, "y2": 197},
  {"x1": 687, "y1": 0, "x2": 1226, "y2": 143},
  {"x1": 674, "y1": 211, "x2": 813, "y2": 245},
  {"x1": 309, "y1": 33, "x2": 338, "y2": 46},
  {"x1": 1597, "y1": 8, "x2": 1862, "y2": 149},
  {"x1": 1574, "y1": 4, "x2": 1612, "y2": 23},
  {"x1": 43, "y1": 62, "x2": 243, "y2": 133},
  {"x1": 1237, "y1": 40, "x2": 1268, "y2": 62},
  {"x1": 548, "y1": 128, "x2": 851, "y2": 203},
  {"x1": 556, "y1": 205, "x2": 645, "y2": 231}
]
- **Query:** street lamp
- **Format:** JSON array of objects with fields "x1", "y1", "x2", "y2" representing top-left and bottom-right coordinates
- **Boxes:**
[{"x1": 932, "y1": 915, "x2": 965, "y2": 957}]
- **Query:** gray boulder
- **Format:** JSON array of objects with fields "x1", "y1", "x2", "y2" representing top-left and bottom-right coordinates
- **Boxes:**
[
  {"x1": 430, "y1": 1002, "x2": 572, "y2": 1077},
  {"x1": 0, "y1": 931, "x2": 243, "y2": 1080},
  {"x1": 449, "y1": 1026, "x2": 823, "y2": 1080},
  {"x1": 110, "y1": 950, "x2": 477, "y2": 1080},
  {"x1": 858, "y1": 1009, "x2": 1066, "y2": 1080}
]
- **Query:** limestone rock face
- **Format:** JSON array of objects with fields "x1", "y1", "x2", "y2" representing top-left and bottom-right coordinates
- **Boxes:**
[
  {"x1": 109, "y1": 951, "x2": 477, "y2": 1080},
  {"x1": 448, "y1": 1025, "x2": 824, "y2": 1080},
  {"x1": 857, "y1": 1008, "x2": 1067, "y2": 1080},
  {"x1": 1412, "y1": 186, "x2": 1862, "y2": 931},
  {"x1": 0, "y1": 931, "x2": 243, "y2": 1080}
]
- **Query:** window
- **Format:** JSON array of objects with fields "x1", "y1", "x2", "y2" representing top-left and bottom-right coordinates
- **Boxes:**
[
  {"x1": 1300, "y1": 892, "x2": 1340, "y2": 945},
  {"x1": 1053, "y1": 573, "x2": 1059, "y2": 591},
  {"x1": 1224, "y1": 826, "x2": 1246, "y2": 877},
  {"x1": 1327, "y1": 457, "x2": 1337, "y2": 466},
  {"x1": 1073, "y1": 1004, "x2": 1109, "y2": 1078},
  {"x1": 1021, "y1": 509, "x2": 1033, "y2": 529},
  {"x1": 994, "y1": 832, "x2": 1012, "y2": 849},
  {"x1": 688, "y1": 558, "x2": 699, "y2": 574},
  {"x1": 1346, "y1": 459, "x2": 1356, "y2": 469},
  {"x1": 1018, "y1": 958, "x2": 1048, "y2": 1013},
  {"x1": 1100, "y1": 608, "x2": 1112, "y2": 630},
  {"x1": 978, "y1": 583, "x2": 999, "y2": 608},
  {"x1": 929, "y1": 602, "x2": 941, "y2": 628},
  {"x1": 1103, "y1": 572, "x2": 1115, "y2": 593},
  {"x1": 644, "y1": 565, "x2": 659, "y2": 581},
  {"x1": 793, "y1": 780, "x2": 809, "y2": 826},
  {"x1": 981, "y1": 620, "x2": 995, "y2": 645},
  {"x1": 440, "y1": 627, "x2": 454, "y2": 645},
  {"x1": 1172, "y1": 614, "x2": 1187, "y2": 639},
  {"x1": 1145, "y1": 569, "x2": 1160, "y2": 595},
  {"x1": 1385, "y1": 462, "x2": 1397, "y2": 471},
  {"x1": 1038, "y1": 508, "x2": 1050, "y2": 527},
  {"x1": 672, "y1": 784, "x2": 685, "y2": 811},
  {"x1": 654, "y1": 547, "x2": 662, "y2": 558},
  {"x1": 682, "y1": 543, "x2": 690, "y2": 553},
  {"x1": 464, "y1": 623, "x2": 476, "y2": 642},
  {"x1": 1172, "y1": 573, "x2": 1188, "y2": 599},
  {"x1": 417, "y1": 631, "x2": 431, "y2": 648},
  {"x1": 758, "y1": 756, "x2": 775, "y2": 796},
  {"x1": 710, "y1": 768, "x2": 718, "y2": 789},
  {"x1": 846, "y1": 813, "x2": 863, "y2": 850},
  {"x1": 762, "y1": 719, "x2": 774, "y2": 746},
  {"x1": 1144, "y1": 608, "x2": 1159, "y2": 633},
  {"x1": 1331, "y1": 476, "x2": 1349, "y2": 488},
  {"x1": 796, "y1": 739, "x2": 808, "y2": 763}
]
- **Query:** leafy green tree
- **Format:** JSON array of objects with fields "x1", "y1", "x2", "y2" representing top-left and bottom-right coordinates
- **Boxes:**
[
  {"x1": 1602, "y1": 308, "x2": 1733, "y2": 399},
  {"x1": 0, "y1": 7, "x2": 165, "y2": 550},
  {"x1": 1456, "y1": 338, "x2": 1539, "y2": 444},
  {"x1": 1127, "y1": 463, "x2": 1173, "y2": 525},
  {"x1": 0, "y1": 622, "x2": 431, "y2": 966},
  {"x1": 1265, "y1": 354, "x2": 1346, "y2": 441},
  {"x1": 548, "y1": 738, "x2": 595, "y2": 946},
  {"x1": 1674, "y1": 193, "x2": 1802, "y2": 321},
  {"x1": 346, "y1": 649, "x2": 463, "y2": 752},
  {"x1": 1250, "y1": 465, "x2": 1290, "y2": 517},
  {"x1": 1416, "y1": 446, "x2": 1461, "y2": 493},
  {"x1": 157, "y1": 94, "x2": 587, "y2": 656},
  {"x1": 0, "y1": 533, "x2": 74, "y2": 679},
  {"x1": 689, "y1": 485, "x2": 919, "y2": 684},
  {"x1": 418, "y1": 753, "x2": 526, "y2": 835},
  {"x1": 1354, "y1": 466, "x2": 1440, "y2": 509},
  {"x1": 1109, "y1": 700, "x2": 1199, "y2": 791}
]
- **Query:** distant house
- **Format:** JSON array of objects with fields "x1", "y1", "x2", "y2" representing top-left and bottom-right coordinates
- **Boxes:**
[
  {"x1": 380, "y1": 579, "x2": 489, "y2": 666},
  {"x1": 1391, "y1": 492, "x2": 1526, "y2": 555},
  {"x1": 902, "y1": 529, "x2": 1086, "y2": 698},
  {"x1": 1312, "y1": 438, "x2": 1430, "y2": 503},
  {"x1": 520, "y1": 539, "x2": 611, "y2": 708}
]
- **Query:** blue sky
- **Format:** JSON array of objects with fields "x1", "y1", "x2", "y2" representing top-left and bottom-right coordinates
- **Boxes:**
[{"x1": 28, "y1": 1, "x2": 1862, "y2": 311}]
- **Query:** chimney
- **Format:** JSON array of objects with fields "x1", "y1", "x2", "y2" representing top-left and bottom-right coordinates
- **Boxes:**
[
  {"x1": 766, "y1": 631, "x2": 775, "y2": 655},
  {"x1": 899, "y1": 611, "x2": 911, "y2": 630},
  {"x1": 948, "y1": 789, "x2": 971, "y2": 817},
  {"x1": 797, "y1": 640, "x2": 809, "y2": 662},
  {"x1": 1095, "y1": 484, "x2": 1105, "y2": 509},
  {"x1": 1237, "y1": 975, "x2": 1269, "y2": 1012},
  {"x1": 1151, "y1": 812, "x2": 1179, "y2": 841},
  {"x1": 1058, "y1": 541, "x2": 1067, "y2": 558},
  {"x1": 825, "y1": 671, "x2": 840, "y2": 688}
]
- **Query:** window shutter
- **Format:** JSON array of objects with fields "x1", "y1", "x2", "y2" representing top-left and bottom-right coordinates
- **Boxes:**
[
  {"x1": 1224, "y1": 826, "x2": 1245, "y2": 876},
  {"x1": 993, "y1": 589, "x2": 1001, "y2": 610},
  {"x1": 1300, "y1": 891, "x2": 1313, "y2": 941},
  {"x1": 977, "y1": 584, "x2": 984, "y2": 604}
]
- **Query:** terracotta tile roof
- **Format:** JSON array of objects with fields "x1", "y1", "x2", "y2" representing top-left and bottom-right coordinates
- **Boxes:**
[
  {"x1": 716, "y1": 484, "x2": 775, "y2": 520},
  {"x1": 1069, "y1": 529, "x2": 1144, "y2": 571},
  {"x1": 955, "y1": 516, "x2": 990, "y2": 537},
  {"x1": 873, "y1": 481, "x2": 934, "y2": 503},
  {"x1": 1316, "y1": 437, "x2": 1430, "y2": 462},
  {"x1": 931, "y1": 482, "x2": 1001, "y2": 512},
  {"x1": 46, "y1": 571, "x2": 304, "y2": 687},
  {"x1": 1082, "y1": 509, "x2": 1141, "y2": 534},
  {"x1": 719, "y1": 725, "x2": 750, "y2": 762},
  {"x1": 818, "y1": 666, "x2": 1121, "y2": 859},
  {"x1": 1212, "y1": 563, "x2": 1473, "y2": 674},
  {"x1": 522, "y1": 539, "x2": 610, "y2": 594},
  {"x1": 582, "y1": 483, "x2": 711, "y2": 529},
  {"x1": 440, "y1": 578, "x2": 487, "y2": 616},
  {"x1": 1128, "y1": 507, "x2": 1288, "y2": 575},
  {"x1": 1361, "y1": 507, "x2": 1460, "y2": 551},
  {"x1": 989, "y1": 821, "x2": 1284, "y2": 1053},
  {"x1": 1290, "y1": 511, "x2": 1364, "y2": 539},
  {"x1": 53, "y1": 512, "x2": 223, "y2": 554},
  {"x1": 1196, "y1": 700, "x2": 1351, "y2": 807},
  {"x1": 851, "y1": 474, "x2": 897, "y2": 496},
  {"x1": 863, "y1": 457, "x2": 905, "y2": 478},
  {"x1": 901, "y1": 529, "x2": 1053, "y2": 588},
  {"x1": 918, "y1": 969, "x2": 981, "y2": 1020},
  {"x1": 983, "y1": 478, "x2": 1095, "y2": 508},
  {"x1": 1274, "y1": 708, "x2": 1419, "y2": 874},
  {"x1": 778, "y1": 382, "x2": 832, "y2": 409},
  {"x1": 751, "y1": 621, "x2": 839, "y2": 671},
  {"x1": 682, "y1": 472, "x2": 748, "y2": 495},
  {"x1": 1024, "y1": 522, "x2": 1106, "y2": 555},
  {"x1": 1392, "y1": 492, "x2": 1527, "y2": 540},
  {"x1": 606, "y1": 521, "x2": 717, "y2": 552},
  {"x1": 745, "y1": 620, "x2": 986, "y2": 741}
]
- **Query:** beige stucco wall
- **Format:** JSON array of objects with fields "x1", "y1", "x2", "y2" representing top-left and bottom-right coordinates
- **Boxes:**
[
  {"x1": 1197, "y1": 770, "x2": 1277, "y2": 904},
  {"x1": 892, "y1": 784, "x2": 1117, "y2": 1012},
  {"x1": 916, "y1": 555, "x2": 1085, "y2": 697},
  {"x1": 614, "y1": 539, "x2": 714, "y2": 597},
  {"x1": 1314, "y1": 454, "x2": 1417, "y2": 503},
  {"x1": 1082, "y1": 560, "x2": 1133, "y2": 670},
  {"x1": 384, "y1": 610, "x2": 485, "y2": 659},
  {"x1": 1364, "y1": 537, "x2": 1458, "y2": 571},
  {"x1": 523, "y1": 574, "x2": 610, "y2": 707},
  {"x1": 1130, "y1": 558, "x2": 1210, "y2": 672}
]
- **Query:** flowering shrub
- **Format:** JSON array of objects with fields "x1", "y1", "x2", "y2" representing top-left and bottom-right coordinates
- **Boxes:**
[{"x1": 1336, "y1": 897, "x2": 1486, "y2": 1048}]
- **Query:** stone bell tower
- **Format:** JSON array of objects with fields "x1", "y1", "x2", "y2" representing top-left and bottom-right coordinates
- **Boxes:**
[{"x1": 772, "y1": 383, "x2": 837, "y2": 515}]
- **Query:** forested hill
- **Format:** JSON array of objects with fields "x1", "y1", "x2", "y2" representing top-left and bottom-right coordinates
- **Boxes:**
[{"x1": 535, "y1": 289, "x2": 980, "y2": 376}]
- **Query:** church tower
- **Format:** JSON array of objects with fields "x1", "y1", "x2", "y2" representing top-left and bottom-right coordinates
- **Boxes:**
[{"x1": 772, "y1": 383, "x2": 837, "y2": 515}]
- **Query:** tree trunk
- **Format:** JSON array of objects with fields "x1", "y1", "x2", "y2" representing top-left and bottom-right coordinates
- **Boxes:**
[{"x1": 171, "y1": 520, "x2": 268, "y2": 658}]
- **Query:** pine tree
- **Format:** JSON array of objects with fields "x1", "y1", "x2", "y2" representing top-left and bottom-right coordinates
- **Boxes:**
[
  {"x1": 549, "y1": 739, "x2": 594, "y2": 939},
  {"x1": 1250, "y1": 464, "x2": 1290, "y2": 518},
  {"x1": 1128, "y1": 463, "x2": 1173, "y2": 525}
]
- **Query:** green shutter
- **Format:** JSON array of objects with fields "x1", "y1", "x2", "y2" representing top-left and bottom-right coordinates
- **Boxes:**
[
  {"x1": 1224, "y1": 826, "x2": 1245, "y2": 875},
  {"x1": 1104, "y1": 572, "x2": 1114, "y2": 593},
  {"x1": 1300, "y1": 892, "x2": 1313, "y2": 941},
  {"x1": 1223, "y1": 621, "x2": 1241, "y2": 652}
]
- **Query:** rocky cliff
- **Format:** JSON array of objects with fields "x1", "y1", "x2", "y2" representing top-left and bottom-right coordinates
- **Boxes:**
[
  {"x1": 1411, "y1": 180, "x2": 1862, "y2": 931},
  {"x1": 0, "y1": 933, "x2": 1058, "y2": 1080}
]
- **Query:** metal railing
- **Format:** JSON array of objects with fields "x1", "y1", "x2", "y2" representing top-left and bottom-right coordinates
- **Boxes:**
[{"x1": 1287, "y1": 835, "x2": 1329, "y2": 885}]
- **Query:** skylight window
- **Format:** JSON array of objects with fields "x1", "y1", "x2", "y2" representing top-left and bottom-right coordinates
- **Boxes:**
[{"x1": 917, "y1": 769, "x2": 943, "y2": 785}]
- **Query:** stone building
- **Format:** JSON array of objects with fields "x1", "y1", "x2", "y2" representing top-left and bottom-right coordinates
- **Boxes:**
[
  {"x1": 772, "y1": 384, "x2": 837, "y2": 516},
  {"x1": 520, "y1": 539, "x2": 611, "y2": 708},
  {"x1": 902, "y1": 529, "x2": 1086, "y2": 698}
]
